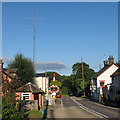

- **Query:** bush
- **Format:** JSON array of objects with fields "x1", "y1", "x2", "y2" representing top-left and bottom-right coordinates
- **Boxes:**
[
  {"x1": 61, "y1": 87, "x2": 69, "y2": 95},
  {"x1": 114, "y1": 95, "x2": 120, "y2": 107}
]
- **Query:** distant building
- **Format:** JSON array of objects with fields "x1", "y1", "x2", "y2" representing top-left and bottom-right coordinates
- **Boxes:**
[
  {"x1": 34, "y1": 73, "x2": 49, "y2": 94},
  {"x1": 90, "y1": 56, "x2": 119, "y2": 101}
]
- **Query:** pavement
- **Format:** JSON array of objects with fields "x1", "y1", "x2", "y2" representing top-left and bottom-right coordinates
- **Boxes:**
[{"x1": 47, "y1": 98, "x2": 61, "y2": 118}]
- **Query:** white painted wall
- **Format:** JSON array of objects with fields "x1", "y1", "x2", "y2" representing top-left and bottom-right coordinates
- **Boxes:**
[
  {"x1": 97, "y1": 64, "x2": 118, "y2": 88},
  {"x1": 91, "y1": 64, "x2": 118, "y2": 100},
  {"x1": 34, "y1": 76, "x2": 49, "y2": 94}
]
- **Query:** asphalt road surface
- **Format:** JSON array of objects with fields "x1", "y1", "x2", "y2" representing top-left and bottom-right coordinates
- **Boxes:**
[
  {"x1": 47, "y1": 96, "x2": 120, "y2": 119},
  {"x1": 72, "y1": 96, "x2": 120, "y2": 119}
]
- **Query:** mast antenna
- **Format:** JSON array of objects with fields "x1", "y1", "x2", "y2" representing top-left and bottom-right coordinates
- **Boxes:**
[{"x1": 25, "y1": 10, "x2": 44, "y2": 65}]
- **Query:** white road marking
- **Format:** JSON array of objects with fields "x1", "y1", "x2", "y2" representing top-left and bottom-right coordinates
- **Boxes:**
[
  {"x1": 61, "y1": 99, "x2": 63, "y2": 107},
  {"x1": 71, "y1": 97, "x2": 109, "y2": 119},
  {"x1": 74, "y1": 97, "x2": 119, "y2": 110}
]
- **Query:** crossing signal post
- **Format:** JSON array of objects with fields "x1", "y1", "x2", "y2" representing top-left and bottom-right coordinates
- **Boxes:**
[{"x1": 49, "y1": 73, "x2": 59, "y2": 104}]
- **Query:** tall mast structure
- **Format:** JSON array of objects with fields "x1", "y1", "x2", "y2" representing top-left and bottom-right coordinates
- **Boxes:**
[
  {"x1": 33, "y1": 10, "x2": 36, "y2": 64},
  {"x1": 26, "y1": 10, "x2": 44, "y2": 65}
]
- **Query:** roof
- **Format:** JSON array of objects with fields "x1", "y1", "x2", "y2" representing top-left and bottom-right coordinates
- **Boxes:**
[
  {"x1": 111, "y1": 67, "x2": 120, "y2": 77},
  {"x1": 92, "y1": 63, "x2": 118, "y2": 79},
  {"x1": 16, "y1": 82, "x2": 43, "y2": 93},
  {"x1": 35, "y1": 73, "x2": 48, "y2": 77},
  {"x1": 5, "y1": 68, "x2": 18, "y2": 75},
  {"x1": 2, "y1": 68, "x2": 13, "y2": 80},
  {"x1": 2, "y1": 68, "x2": 19, "y2": 79}
]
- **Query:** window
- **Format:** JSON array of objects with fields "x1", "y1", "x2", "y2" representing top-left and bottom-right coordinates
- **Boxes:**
[{"x1": 22, "y1": 93, "x2": 30, "y2": 100}]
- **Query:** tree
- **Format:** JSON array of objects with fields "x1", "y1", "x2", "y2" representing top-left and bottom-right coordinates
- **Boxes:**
[
  {"x1": 49, "y1": 79, "x2": 62, "y2": 88},
  {"x1": 8, "y1": 54, "x2": 35, "y2": 85},
  {"x1": 47, "y1": 72, "x2": 67, "y2": 83},
  {"x1": 71, "y1": 62, "x2": 95, "y2": 96},
  {"x1": 72, "y1": 62, "x2": 95, "y2": 82},
  {"x1": 2, "y1": 76, "x2": 26, "y2": 120}
]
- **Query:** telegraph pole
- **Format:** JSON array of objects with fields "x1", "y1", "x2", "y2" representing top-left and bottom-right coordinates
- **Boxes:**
[{"x1": 81, "y1": 58, "x2": 85, "y2": 96}]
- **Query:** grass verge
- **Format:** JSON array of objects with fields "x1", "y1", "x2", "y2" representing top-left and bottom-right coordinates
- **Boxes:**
[
  {"x1": 81, "y1": 95, "x2": 86, "y2": 98},
  {"x1": 26, "y1": 109, "x2": 43, "y2": 119},
  {"x1": 61, "y1": 94, "x2": 69, "y2": 97}
]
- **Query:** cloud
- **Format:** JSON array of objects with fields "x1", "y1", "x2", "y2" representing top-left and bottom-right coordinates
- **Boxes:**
[
  {"x1": 2, "y1": 57, "x2": 14, "y2": 63},
  {"x1": 35, "y1": 61, "x2": 67, "y2": 70},
  {"x1": 2, "y1": 57, "x2": 67, "y2": 70}
]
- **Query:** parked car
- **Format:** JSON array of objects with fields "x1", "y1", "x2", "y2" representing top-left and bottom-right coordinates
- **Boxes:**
[{"x1": 56, "y1": 93, "x2": 61, "y2": 98}]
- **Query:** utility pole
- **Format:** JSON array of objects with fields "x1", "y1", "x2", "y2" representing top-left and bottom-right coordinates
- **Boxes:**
[{"x1": 81, "y1": 58, "x2": 85, "y2": 96}]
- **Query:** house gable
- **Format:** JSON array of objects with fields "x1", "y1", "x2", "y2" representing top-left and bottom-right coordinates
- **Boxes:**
[
  {"x1": 97, "y1": 64, "x2": 118, "y2": 88},
  {"x1": 92, "y1": 63, "x2": 118, "y2": 79}
]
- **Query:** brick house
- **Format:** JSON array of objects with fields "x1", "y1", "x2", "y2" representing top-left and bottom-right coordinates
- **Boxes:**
[
  {"x1": 16, "y1": 82, "x2": 43, "y2": 109},
  {"x1": 1, "y1": 59, "x2": 20, "y2": 96},
  {"x1": 1, "y1": 59, "x2": 18, "y2": 83},
  {"x1": 1, "y1": 59, "x2": 44, "y2": 110}
]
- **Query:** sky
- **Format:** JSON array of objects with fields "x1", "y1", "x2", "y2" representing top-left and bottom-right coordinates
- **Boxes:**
[{"x1": 2, "y1": 2, "x2": 118, "y2": 76}]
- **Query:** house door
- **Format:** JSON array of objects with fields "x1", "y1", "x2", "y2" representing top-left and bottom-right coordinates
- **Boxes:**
[
  {"x1": 34, "y1": 94, "x2": 39, "y2": 110},
  {"x1": 34, "y1": 94, "x2": 39, "y2": 100}
]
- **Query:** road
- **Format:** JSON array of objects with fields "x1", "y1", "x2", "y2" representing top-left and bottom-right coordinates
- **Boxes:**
[
  {"x1": 47, "y1": 96, "x2": 120, "y2": 119},
  {"x1": 72, "y1": 96, "x2": 120, "y2": 119}
]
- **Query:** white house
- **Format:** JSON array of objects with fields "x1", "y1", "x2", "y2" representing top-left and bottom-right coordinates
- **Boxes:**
[
  {"x1": 34, "y1": 73, "x2": 49, "y2": 94},
  {"x1": 90, "y1": 56, "x2": 119, "y2": 101},
  {"x1": 107, "y1": 67, "x2": 120, "y2": 101}
]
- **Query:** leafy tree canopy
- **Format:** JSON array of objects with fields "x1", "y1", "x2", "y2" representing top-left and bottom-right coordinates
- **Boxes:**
[
  {"x1": 69, "y1": 62, "x2": 95, "y2": 96},
  {"x1": 49, "y1": 79, "x2": 62, "y2": 88},
  {"x1": 8, "y1": 53, "x2": 35, "y2": 85},
  {"x1": 72, "y1": 62, "x2": 95, "y2": 83},
  {"x1": 47, "y1": 71, "x2": 68, "y2": 83},
  {"x1": 2, "y1": 76, "x2": 25, "y2": 119}
]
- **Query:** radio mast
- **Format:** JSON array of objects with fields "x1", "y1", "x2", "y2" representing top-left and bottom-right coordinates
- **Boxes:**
[{"x1": 26, "y1": 10, "x2": 44, "y2": 65}]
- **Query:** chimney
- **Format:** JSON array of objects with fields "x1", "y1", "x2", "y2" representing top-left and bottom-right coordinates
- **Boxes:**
[
  {"x1": 0, "y1": 59, "x2": 2, "y2": 70},
  {"x1": 103, "y1": 60, "x2": 109, "y2": 67},
  {"x1": 108, "y1": 55, "x2": 114, "y2": 65}
]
